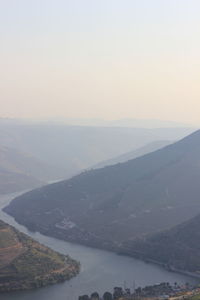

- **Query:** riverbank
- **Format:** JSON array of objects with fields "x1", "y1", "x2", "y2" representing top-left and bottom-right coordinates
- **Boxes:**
[
  {"x1": 0, "y1": 220, "x2": 80, "y2": 292},
  {"x1": 117, "y1": 250, "x2": 200, "y2": 280},
  {"x1": 0, "y1": 191, "x2": 196, "y2": 300},
  {"x1": 7, "y1": 214, "x2": 200, "y2": 282},
  {"x1": 79, "y1": 283, "x2": 200, "y2": 300}
]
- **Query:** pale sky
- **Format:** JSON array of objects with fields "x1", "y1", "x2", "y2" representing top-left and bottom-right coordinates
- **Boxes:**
[{"x1": 0, "y1": 0, "x2": 200, "y2": 125}]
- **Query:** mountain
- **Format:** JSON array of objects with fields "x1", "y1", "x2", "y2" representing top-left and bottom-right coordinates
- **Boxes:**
[
  {"x1": 102, "y1": 118, "x2": 191, "y2": 128},
  {"x1": 123, "y1": 213, "x2": 200, "y2": 274},
  {"x1": 93, "y1": 140, "x2": 171, "y2": 169},
  {"x1": 0, "y1": 168, "x2": 43, "y2": 195},
  {"x1": 0, "y1": 145, "x2": 67, "y2": 181},
  {"x1": 0, "y1": 118, "x2": 195, "y2": 178},
  {"x1": 0, "y1": 146, "x2": 67, "y2": 195},
  {"x1": 4, "y1": 130, "x2": 200, "y2": 252},
  {"x1": 52, "y1": 117, "x2": 192, "y2": 128},
  {"x1": 0, "y1": 220, "x2": 79, "y2": 292}
]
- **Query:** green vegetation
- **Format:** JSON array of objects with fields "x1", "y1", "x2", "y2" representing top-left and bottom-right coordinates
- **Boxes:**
[
  {"x1": 190, "y1": 295, "x2": 200, "y2": 300},
  {"x1": 79, "y1": 282, "x2": 198, "y2": 300},
  {"x1": 0, "y1": 229, "x2": 17, "y2": 248},
  {"x1": 0, "y1": 220, "x2": 80, "y2": 292},
  {"x1": 125, "y1": 213, "x2": 200, "y2": 273}
]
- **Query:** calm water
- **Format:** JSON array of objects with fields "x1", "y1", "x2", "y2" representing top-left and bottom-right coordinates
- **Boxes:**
[{"x1": 0, "y1": 192, "x2": 197, "y2": 300}]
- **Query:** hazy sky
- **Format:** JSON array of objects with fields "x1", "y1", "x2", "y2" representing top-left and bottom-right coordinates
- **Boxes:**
[{"x1": 0, "y1": 0, "x2": 200, "y2": 125}]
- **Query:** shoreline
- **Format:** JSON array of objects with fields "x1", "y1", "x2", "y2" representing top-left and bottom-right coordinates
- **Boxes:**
[
  {"x1": 6, "y1": 213, "x2": 200, "y2": 281},
  {"x1": 117, "y1": 251, "x2": 200, "y2": 280},
  {"x1": 0, "y1": 220, "x2": 81, "y2": 293},
  {"x1": 0, "y1": 263, "x2": 80, "y2": 293}
]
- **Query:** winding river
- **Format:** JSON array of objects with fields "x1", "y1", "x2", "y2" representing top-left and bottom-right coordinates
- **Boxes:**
[{"x1": 0, "y1": 192, "x2": 197, "y2": 300}]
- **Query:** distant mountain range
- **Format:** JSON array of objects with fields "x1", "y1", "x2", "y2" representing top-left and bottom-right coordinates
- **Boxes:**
[
  {"x1": 0, "y1": 220, "x2": 79, "y2": 292},
  {"x1": 5, "y1": 130, "x2": 200, "y2": 262},
  {"x1": 0, "y1": 146, "x2": 66, "y2": 194},
  {"x1": 0, "y1": 118, "x2": 195, "y2": 178},
  {"x1": 0, "y1": 145, "x2": 65, "y2": 181},
  {"x1": 50, "y1": 118, "x2": 193, "y2": 128}
]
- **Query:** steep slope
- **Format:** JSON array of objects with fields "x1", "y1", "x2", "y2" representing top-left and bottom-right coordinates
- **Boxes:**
[
  {"x1": 5, "y1": 130, "x2": 200, "y2": 252},
  {"x1": 0, "y1": 220, "x2": 79, "y2": 292},
  {"x1": 93, "y1": 140, "x2": 171, "y2": 169},
  {"x1": 123, "y1": 213, "x2": 200, "y2": 273}
]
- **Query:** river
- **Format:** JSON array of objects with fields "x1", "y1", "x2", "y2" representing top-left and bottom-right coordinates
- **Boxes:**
[{"x1": 0, "y1": 192, "x2": 197, "y2": 300}]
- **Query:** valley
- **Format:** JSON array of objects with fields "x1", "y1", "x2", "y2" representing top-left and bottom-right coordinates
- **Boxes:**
[
  {"x1": 1, "y1": 124, "x2": 200, "y2": 298},
  {"x1": 0, "y1": 192, "x2": 196, "y2": 300},
  {"x1": 1, "y1": 1, "x2": 200, "y2": 298},
  {"x1": 5, "y1": 130, "x2": 200, "y2": 273}
]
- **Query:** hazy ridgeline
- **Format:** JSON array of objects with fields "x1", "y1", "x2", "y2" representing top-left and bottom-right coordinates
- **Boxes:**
[{"x1": 0, "y1": 118, "x2": 194, "y2": 194}]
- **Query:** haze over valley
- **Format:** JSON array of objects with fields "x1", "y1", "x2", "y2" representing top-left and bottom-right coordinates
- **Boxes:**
[
  {"x1": 1, "y1": 0, "x2": 200, "y2": 299},
  {"x1": 0, "y1": 118, "x2": 194, "y2": 194}
]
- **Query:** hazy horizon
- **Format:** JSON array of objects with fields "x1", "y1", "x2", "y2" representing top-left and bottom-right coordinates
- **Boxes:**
[
  {"x1": 1, "y1": 1, "x2": 200, "y2": 125},
  {"x1": 1, "y1": 2, "x2": 200, "y2": 296},
  {"x1": 0, "y1": 116, "x2": 197, "y2": 129}
]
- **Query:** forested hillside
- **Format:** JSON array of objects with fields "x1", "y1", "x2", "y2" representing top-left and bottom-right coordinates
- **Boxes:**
[{"x1": 123, "y1": 213, "x2": 200, "y2": 273}]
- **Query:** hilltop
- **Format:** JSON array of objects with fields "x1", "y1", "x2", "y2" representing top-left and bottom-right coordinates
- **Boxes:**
[
  {"x1": 4, "y1": 130, "x2": 200, "y2": 254},
  {"x1": 0, "y1": 220, "x2": 80, "y2": 292}
]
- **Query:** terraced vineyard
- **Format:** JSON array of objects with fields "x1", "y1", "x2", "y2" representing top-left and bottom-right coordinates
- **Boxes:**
[{"x1": 0, "y1": 220, "x2": 80, "y2": 292}]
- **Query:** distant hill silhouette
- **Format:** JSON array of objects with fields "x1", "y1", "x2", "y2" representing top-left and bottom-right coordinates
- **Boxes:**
[
  {"x1": 93, "y1": 140, "x2": 171, "y2": 169},
  {"x1": 5, "y1": 130, "x2": 200, "y2": 253},
  {"x1": 0, "y1": 146, "x2": 66, "y2": 194},
  {"x1": 55, "y1": 117, "x2": 192, "y2": 128},
  {"x1": 0, "y1": 118, "x2": 194, "y2": 178}
]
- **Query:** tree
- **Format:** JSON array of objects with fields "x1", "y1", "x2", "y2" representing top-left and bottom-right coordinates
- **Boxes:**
[
  {"x1": 79, "y1": 295, "x2": 90, "y2": 300},
  {"x1": 113, "y1": 287, "x2": 123, "y2": 299},
  {"x1": 91, "y1": 292, "x2": 100, "y2": 300},
  {"x1": 135, "y1": 287, "x2": 142, "y2": 296},
  {"x1": 103, "y1": 291, "x2": 113, "y2": 300}
]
